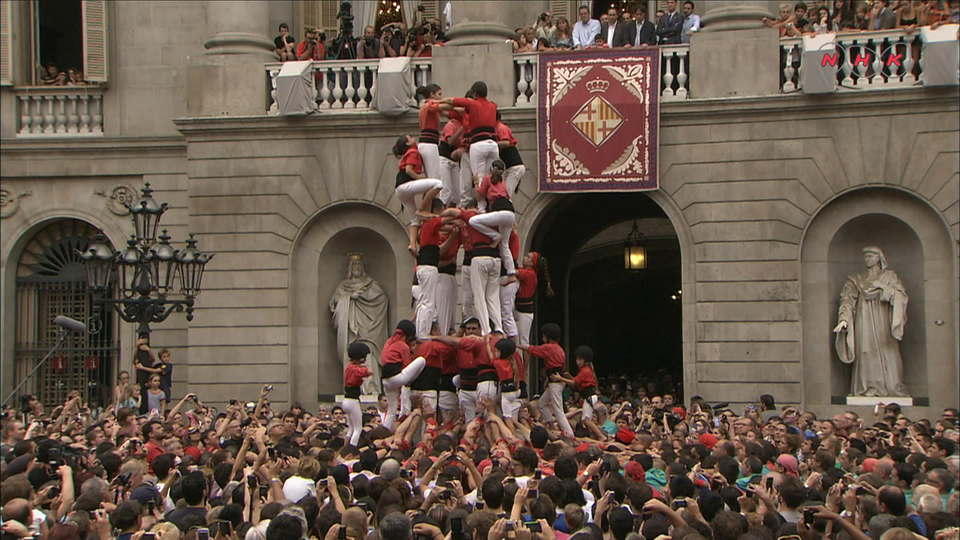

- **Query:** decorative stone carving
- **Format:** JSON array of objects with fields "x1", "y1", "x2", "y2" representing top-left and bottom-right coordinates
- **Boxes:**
[
  {"x1": 329, "y1": 253, "x2": 389, "y2": 395},
  {"x1": 94, "y1": 184, "x2": 138, "y2": 216},
  {"x1": 0, "y1": 189, "x2": 33, "y2": 219},
  {"x1": 833, "y1": 246, "x2": 909, "y2": 397}
]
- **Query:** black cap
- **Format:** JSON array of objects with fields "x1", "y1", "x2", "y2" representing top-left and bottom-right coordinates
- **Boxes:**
[
  {"x1": 574, "y1": 345, "x2": 593, "y2": 363},
  {"x1": 495, "y1": 339, "x2": 517, "y2": 358},
  {"x1": 541, "y1": 323, "x2": 561, "y2": 341},
  {"x1": 348, "y1": 342, "x2": 371, "y2": 360},
  {"x1": 397, "y1": 320, "x2": 416, "y2": 338}
]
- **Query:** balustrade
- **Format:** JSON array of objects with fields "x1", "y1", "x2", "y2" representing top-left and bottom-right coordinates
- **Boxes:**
[{"x1": 15, "y1": 87, "x2": 104, "y2": 137}]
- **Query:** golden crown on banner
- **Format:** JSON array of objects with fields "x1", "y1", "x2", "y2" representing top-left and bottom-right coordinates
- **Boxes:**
[
  {"x1": 347, "y1": 252, "x2": 364, "y2": 261},
  {"x1": 586, "y1": 79, "x2": 610, "y2": 93}
]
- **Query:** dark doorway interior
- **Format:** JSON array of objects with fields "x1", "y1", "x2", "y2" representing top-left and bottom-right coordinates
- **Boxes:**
[
  {"x1": 38, "y1": 0, "x2": 83, "y2": 74},
  {"x1": 531, "y1": 193, "x2": 682, "y2": 395}
]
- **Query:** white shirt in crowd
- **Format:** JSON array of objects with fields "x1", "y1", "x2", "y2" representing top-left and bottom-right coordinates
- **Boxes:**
[
  {"x1": 282, "y1": 475, "x2": 317, "y2": 502},
  {"x1": 681, "y1": 13, "x2": 701, "y2": 43},
  {"x1": 572, "y1": 18, "x2": 601, "y2": 48}
]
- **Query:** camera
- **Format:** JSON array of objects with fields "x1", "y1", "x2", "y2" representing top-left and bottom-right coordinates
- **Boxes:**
[
  {"x1": 364, "y1": 36, "x2": 375, "y2": 46},
  {"x1": 147, "y1": 500, "x2": 156, "y2": 513},
  {"x1": 803, "y1": 508, "x2": 816, "y2": 526},
  {"x1": 439, "y1": 489, "x2": 453, "y2": 501},
  {"x1": 525, "y1": 522, "x2": 542, "y2": 533},
  {"x1": 673, "y1": 499, "x2": 687, "y2": 509}
]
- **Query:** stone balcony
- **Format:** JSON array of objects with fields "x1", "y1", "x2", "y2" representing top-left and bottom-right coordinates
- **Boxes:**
[{"x1": 14, "y1": 86, "x2": 105, "y2": 137}]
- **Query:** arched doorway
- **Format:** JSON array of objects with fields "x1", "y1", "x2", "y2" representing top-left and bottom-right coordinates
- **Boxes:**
[
  {"x1": 528, "y1": 192, "x2": 685, "y2": 399},
  {"x1": 13, "y1": 219, "x2": 120, "y2": 408}
]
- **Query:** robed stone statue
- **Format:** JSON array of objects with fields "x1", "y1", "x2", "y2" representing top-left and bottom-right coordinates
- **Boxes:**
[
  {"x1": 330, "y1": 253, "x2": 388, "y2": 394},
  {"x1": 833, "y1": 246, "x2": 909, "y2": 397}
]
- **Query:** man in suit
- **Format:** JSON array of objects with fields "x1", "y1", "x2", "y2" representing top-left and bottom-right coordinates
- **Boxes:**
[
  {"x1": 656, "y1": 0, "x2": 684, "y2": 45},
  {"x1": 614, "y1": 4, "x2": 656, "y2": 47},
  {"x1": 872, "y1": 0, "x2": 898, "y2": 29},
  {"x1": 600, "y1": 6, "x2": 621, "y2": 51}
]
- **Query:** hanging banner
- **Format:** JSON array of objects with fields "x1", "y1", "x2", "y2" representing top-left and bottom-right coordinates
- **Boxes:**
[{"x1": 538, "y1": 48, "x2": 660, "y2": 192}]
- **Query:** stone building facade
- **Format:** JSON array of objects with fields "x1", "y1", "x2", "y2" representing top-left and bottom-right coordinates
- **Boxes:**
[{"x1": 1, "y1": 1, "x2": 957, "y2": 416}]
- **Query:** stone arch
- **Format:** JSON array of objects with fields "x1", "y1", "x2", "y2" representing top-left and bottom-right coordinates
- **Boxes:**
[
  {"x1": 1, "y1": 214, "x2": 125, "y2": 400},
  {"x1": 288, "y1": 202, "x2": 410, "y2": 408},
  {"x1": 800, "y1": 187, "x2": 957, "y2": 414},
  {"x1": 518, "y1": 191, "x2": 698, "y2": 397}
]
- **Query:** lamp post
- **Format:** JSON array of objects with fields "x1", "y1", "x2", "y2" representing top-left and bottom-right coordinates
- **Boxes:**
[
  {"x1": 78, "y1": 183, "x2": 213, "y2": 336},
  {"x1": 624, "y1": 220, "x2": 648, "y2": 271}
]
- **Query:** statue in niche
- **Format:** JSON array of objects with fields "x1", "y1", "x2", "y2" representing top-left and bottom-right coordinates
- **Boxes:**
[
  {"x1": 833, "y1": 246, "x2": 909, "y2": 397},
  {"x1": 330, "y1": 253, "x2": 388, "y2": 394}
]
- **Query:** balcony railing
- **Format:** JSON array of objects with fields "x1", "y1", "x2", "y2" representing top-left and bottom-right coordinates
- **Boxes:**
[
  {"x1": 780, "y1": 29, "x2": 924, "y2": 92},
  {"x1": 267, "y1": 58, "x2": 433, "y2": 112},
  {"x1": 15, "y1": 87, "x2": 105, "y2": 137}
]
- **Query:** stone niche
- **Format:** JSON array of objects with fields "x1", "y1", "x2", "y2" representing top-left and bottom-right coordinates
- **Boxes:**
[
  {"x1": 289, "y1": 203, "x2": 410, "y2": 408},
  {"x1": 801, "y1": 187, "x2": 957, "y2": 414}
]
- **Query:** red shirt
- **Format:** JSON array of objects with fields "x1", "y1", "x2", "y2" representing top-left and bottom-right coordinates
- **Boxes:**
[
  {"x1": 508, "y1": 231, "x2": 520, "y2": 262},
  {"x1": 296, "y1": 40, "x2": 324, "y2": 61},
  {"x1": 420, "y1": 217, "x2": 443, "y2": 247},
  {"x1": 459, "y1": 111, "x2": 472, "y2": 149},
  {"x1": 528, "y1": 343, "x2": 566, "y2": 370},
  {"x1": 478, "y1": 175, "x2": 509, "y2": 206},
  {"x1": 415, "y1": 340, "x2": 453, "y2": 370},
  {"x1": 496, "y1": 121, "x2": 518, "y2": 146},
  {"x1": 458, "y1": 336, "x2": 489, "y2": 368},
  {"x1": 382, "y1": 332, "x2": 412, "y2": 367},
  {"x1": 399, "y1": 147, "x2": 424, "y2": 175},
  {"x1": 517, "y1": 267, "x2": 538, "y2": 298},
  {"x1": 441, "y1": 117, "x2": 462, "y2": 144},
  {"x1": 573, "y1": 365, "x2": 597, "y2": 391},
  {"x1": 420, "y1": 101, "x2": 441, "y2": 133},
  {"x1": 494, "y1": 354, "x2": 516, "y2": 382},
  {"x1": 145, "y1": 441, "x2": 164, "y2": 469},
  {"x1": 460, "y1": 209, "x2": 490, "y2": 249},
  {"x1": 184, "y1": 445, "x2": 202, "y2": 461},
  {"x1": 451, "y1": 97, "x2": 497, "y2": 131},
  {"x1": 440, "y1": 232, "x2": 460, "y2": 262},
  {"x1": 345, "y1": 363, "x2": 373, "y2": 387}
]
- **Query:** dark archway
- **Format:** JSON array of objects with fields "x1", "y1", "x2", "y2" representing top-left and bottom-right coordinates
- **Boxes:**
[{"x1": 530, "y1": 192, "x2": 683, "y2": 397}]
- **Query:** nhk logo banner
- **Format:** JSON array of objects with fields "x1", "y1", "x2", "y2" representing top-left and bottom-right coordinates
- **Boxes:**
[{"x1": 538, "y1": 48, "x2": 660, "y2": 192}]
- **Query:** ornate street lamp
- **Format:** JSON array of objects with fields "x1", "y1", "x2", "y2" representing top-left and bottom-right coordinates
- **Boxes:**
[
  {"x1": 79, "y1": 183, "x2": 213, "y2": 336},
  {"x1": 623, "y1": 220, "x2": 648, "y2": 271}
]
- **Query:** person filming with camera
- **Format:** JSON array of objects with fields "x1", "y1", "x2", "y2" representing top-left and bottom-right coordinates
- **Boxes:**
[
  {"x1": 357, "y1": 25, "x2": 384, "y2": 59},
  {"x1": 297, "y1": 28, "x2": 325, "y2": 61}
]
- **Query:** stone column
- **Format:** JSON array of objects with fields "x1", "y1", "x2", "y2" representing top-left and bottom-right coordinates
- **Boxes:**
[
  {"x1": 689, "y1": 1, "x2": 780, "y2": 99},
  {"x1": 187, "y1": 1, "x2": 277, "y2": 117},
  {"x1": 433, "y1": 1, "x2": 547, "y2": 105}
]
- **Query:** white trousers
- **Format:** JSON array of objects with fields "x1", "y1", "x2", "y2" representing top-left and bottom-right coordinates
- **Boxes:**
[
  {"x1": 501, "y1": 390, "x2": 522, "y2": 419},
  {"x1": 470, "y1": 211, "x2": 517, "y2": 275},
  {"x1": 542, "y1": 381, "x2": 574, "y2": 437},
  {"x1": 459, "y1": 153, "x2": 474, "y2": 207},
  {"x1": 503, "y1": 164, "x2": 525, "y2": 196},
  {"x1": 477, "y1": 380, "x2": 499, "y2": 413},
  {"x1": 437, "y1": 273, "x2": 458, "y2": 335},
  {"x1": 470, "y1": 140, "x2": 499, "y2": 183},
  {"x1": 343, "y1": 397, "x2": 364, "y2": 446},
  {"x1": 396, "y1": 179, "x2": 443, "y2": 226},
  {"x1": 415, "y1": 266, "x2": 440, "y2": 338},
  {"x1": 409, "y1": 389, "x2": 438, "y2": 413},
  {"x1": 461, "y1": 264, "x2": 475, "y2": 322},
  {"x1": 516, "y1": 312, "x2": 534, "y2": 347},
  {"x1": 382, "y1": 357, "x2": 426, "y2": 429},
  {"x1": 470, "y1": 256, "x2": 501, "y2": 335},
  {"x1": 459, "y1": 389, "x2": 477, "y2": 421},
  {"x1": 418, "y1": 142, "x2": 441, "y2": 181},
  {"x1": 439, "y1": 156, "x2": 460, "y2": 207},
  {"x1": 438, "y1": 390, "x2": 459, "y2": 413},
  {"x1": 500, "y1": 279, "x2": 519, "y2": 338}
]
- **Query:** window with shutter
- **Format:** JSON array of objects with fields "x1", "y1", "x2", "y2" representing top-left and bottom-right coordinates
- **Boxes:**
[
  {"x1": 301, "y1": 0, "x2": 344, "y2": 38},
  {"x1": 1, "y1": 0, "x2": 12, "y2": 86},
  {"x1": 550, "y1": 0, "x2": 572, "y2": 21},
  {"x1": 81, "y1": 0, "x2": 107, "y2": 83},
  {"x1": 420, "y1": 0, "x2": 438, "y2": 20}
]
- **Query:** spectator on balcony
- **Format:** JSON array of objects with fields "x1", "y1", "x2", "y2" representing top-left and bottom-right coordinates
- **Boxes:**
[
  {"x1": 523, "y1": 27, "x2": 541, "y2": 51},
  {"x1": 898, "y1": 1, "x2": 921, "y2": 27},
  {"x1": 536, "y1": 12, "x2": 556, "y2": 43},
  {"x1": 588, "y1": 34, "x2": 610, "y2": 48},
  {"x1": 38, "y1": 62, "x2": 66, "y2": 86},
  {"x1": 656, "y1": 0, "x2": 685, "y2": 44},
  {"x1": 357, "y1": 26, "x2": 384, "y2": 59},
  {"x1": 811, "y1": 6, "x2": 835, "y2": 32},
  {"x1": 920, "y1": 0, "x2": 946, "y2": 24},
  {"x1": 614, "y1": 5, "x2": 656, "y2": 47},
  {"x1": 833, "y1": 0, "x2": 857, "y2": 30},
  {"x1": 870, "y1": 0, "x2": 898, "y2": 29},
  {"x1": 572, "y1": 5, "x2": 601, "y2": 49},
  {"x1": 793, "y1": 2, "x2": 812, "y2": 32},
  {"x1": 297, "y1": 28, "x2": 325, "y2": 62},
  {"x1": 381, "y1": 22, "x2": 405, "y2": 56},
  {"x1": 513, "y1": 31, "x2": 534, "y2": 53},
  {"x1": 275, "y1": 23, "x2": 297, "y2": 61},
  {"x1": 548, "y1": 17, "x2": 574, "y2": 50},
  {"x1": 854, "y1": 2, "x2": 872, "y2": 29},
  {"x1": 66, "y1": 69, "x2": 86, "y2": 86},
  {"x1": 681, "y1": 1, "x2": 701, "y2": 43},
  {"x1": 764, "y1": 4, "x2": 802, "y2": 37},
  {"x1": 601, "y1": 6, "x2": 622, "y2": 49}
]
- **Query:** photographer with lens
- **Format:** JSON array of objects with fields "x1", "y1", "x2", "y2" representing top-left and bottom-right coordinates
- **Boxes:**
[
  {"x1": 297, "y1": 28, "x2": 325, "y2": 62},
  {"x1": 357, "y1": 26, "x2": 383, "y2": 59}
]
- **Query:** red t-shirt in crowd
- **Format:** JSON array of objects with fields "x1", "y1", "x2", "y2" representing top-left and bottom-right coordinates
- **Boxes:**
[
  {"x1": 441, "y1": 117, "x2": 462, "y2": 145},
  {"x1": 508, "y1": 231, "x2": 520, "y2": 262},
  {"x1": 145, "y1": 441, "x2": 164, "y2": 469},
  {"x1": 420, "y1": 217, "x2": 443, "y2": 247},
  {"x1": 414, "y1": 340, "x2": 454, "y2": 370},
  {"x1": 460, "y1": 209, "x2": 490, "y2": 249},
  {"x1": 478, "y1": 175, "x2": 509, "y2": 206},
  {"x1": 496, "y1": 121, "x2": 518, "y2": 146},
  {"x1": 450, "y1": 97, "x2": 497, "y2": 134},
  {"x1": 296, "y1": 40, "x2": 324, "y2": 61},
  {"x1": 440, "y1": 231, "x2": 460, "y2": 262},
  {"x1": 344, "y1": 363, "x2": 373, "y2": 388},
  {"x1": 528, "y1": 343, "x2": 566, "y2": 370},
  {"x1": 420, "y1": 100, "x2": 441, "y2": 135},
  {"x1": 459, "y1": 336, "x2": 491, "y2": 367},
  {"x1": 494, "y1": 354, "x2": 516, "y2": 382},
  {"x1": 399, "y1": 147, "x2": 424, "y2": 175},
  {"x1": 573, "y1": 364, "x2": 597, "y2": 391},
  {"x1": 184, "y1": 445, "x2": 202, "y2": 461},
  {"x1": 517, "y1": 267, "x2": 538, "y2": 298},
  {"x1": 381, "y1": 332, "x2": 412, "y2": 367}
]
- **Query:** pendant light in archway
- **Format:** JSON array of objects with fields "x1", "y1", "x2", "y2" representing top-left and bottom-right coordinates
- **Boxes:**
[{"x1": 624, "y1": 220, "x2": 648, "y2": 271}]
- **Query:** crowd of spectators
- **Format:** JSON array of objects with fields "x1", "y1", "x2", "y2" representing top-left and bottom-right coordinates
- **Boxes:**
[
  {"x1": 763, "y1": 0, "x2": 960, "y2": 37},
  {"x1": 36, "y1": 63, "x2": 89, "y2": 86},
  {"x1": 274, "y1": 16, "x2": 449, "y2": 62},
  {"x1": 3, "y1": 352, "x2": 958, "y2": 540}
]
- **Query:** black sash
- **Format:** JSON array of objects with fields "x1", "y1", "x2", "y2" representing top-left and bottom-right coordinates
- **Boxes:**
[{"x1": 418, "y1": 245, "x2": 440, "y2": 266}]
